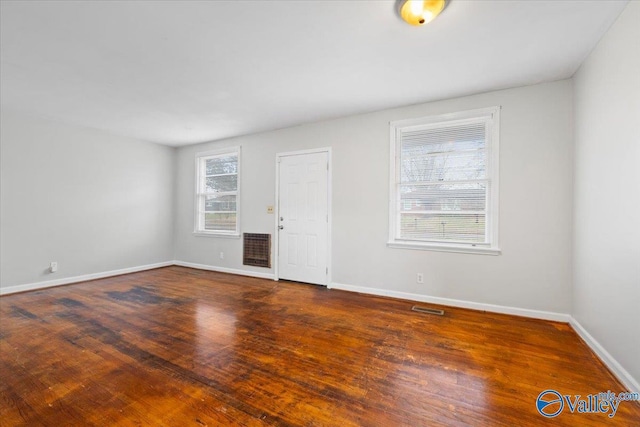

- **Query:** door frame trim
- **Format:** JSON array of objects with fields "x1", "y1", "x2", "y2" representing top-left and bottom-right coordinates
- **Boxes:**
[{"x1": 274, "y1": 147, "x2": 332, "y2": 286}]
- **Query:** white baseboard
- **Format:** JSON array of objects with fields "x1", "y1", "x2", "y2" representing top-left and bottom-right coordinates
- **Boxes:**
[
  {"x1": 328, "y1": 282, "x2": 571, "y2": 322},
  {"x1": 0, "y1": 261, "x2": 274, "y2": 296},
  {"x1": 570, "y1": 317, "x2": 639, "y2": 393},
  {"x1": 0, "y1": 261, "x2": 174, "y2": 295},
  {"x1": 173, "y1": 260, "x2": 275, "y2": 280}
]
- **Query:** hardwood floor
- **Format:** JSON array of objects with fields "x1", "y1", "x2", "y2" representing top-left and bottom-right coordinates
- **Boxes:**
[{"x1": 1, "y1": 266, "x2": 638, "y2": 426}]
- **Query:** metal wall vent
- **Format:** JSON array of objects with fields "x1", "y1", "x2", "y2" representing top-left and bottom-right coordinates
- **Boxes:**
[
  {"x1": 243, "y1": 233, "x2": 271, "y2": 268},
  {"x1": 411, "y1": 305, "x2": 445, "y2": 316}
]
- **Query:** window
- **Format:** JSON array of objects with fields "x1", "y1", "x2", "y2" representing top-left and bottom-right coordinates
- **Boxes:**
[
  {"x1": 195, "y1": 147, "x2": 240, "y2": 236},
  {"x1": 388, "y1": 107, "x2": 500, "y2": 255}
]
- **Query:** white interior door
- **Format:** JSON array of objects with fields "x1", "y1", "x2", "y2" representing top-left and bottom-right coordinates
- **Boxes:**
[{"x1": 277, "y1": 151, "x2": 329, "y2": 285}]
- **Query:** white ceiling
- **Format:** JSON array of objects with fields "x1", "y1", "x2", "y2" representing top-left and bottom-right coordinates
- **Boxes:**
[{"x1": 0, "y1": 0, "x2": 628, "y2": 147}]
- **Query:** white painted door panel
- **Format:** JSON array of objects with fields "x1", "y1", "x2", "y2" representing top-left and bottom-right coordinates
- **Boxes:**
[{"x1": 278, "y1": 152, "x2": 328, "y2": 285}]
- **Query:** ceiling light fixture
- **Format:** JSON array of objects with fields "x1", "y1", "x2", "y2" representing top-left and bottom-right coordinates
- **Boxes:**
[{"x1": 398, "y1": 0, "x2": 448, "y2": 26}]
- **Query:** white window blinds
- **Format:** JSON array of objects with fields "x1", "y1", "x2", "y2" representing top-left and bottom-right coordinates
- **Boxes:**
[
  {"x1": 389, "y1": 107, "x2": 500, "y2": 254},
  {"x1": 195, "y1": 148, "x2": 240, "y2": 236}
]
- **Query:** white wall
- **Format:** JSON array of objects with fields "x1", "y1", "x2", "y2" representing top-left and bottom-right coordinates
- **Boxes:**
[
  {"x1": 0, "y1": 110, "x2": 175, "y2": 289},
  {"x1": 573, "y1": 2, "x2": 640, "y2": 386},
  {"x1": 175, "y1": 80, "x2": 574, "y2": 314}
]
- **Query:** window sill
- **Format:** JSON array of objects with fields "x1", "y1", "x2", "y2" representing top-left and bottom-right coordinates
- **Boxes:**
[
  {"x1": 387, "y1": 241, "x2": 501, "y2": 256},
  {"x1": 193, "y1": 231, "x2": 241, "y2": 239}
]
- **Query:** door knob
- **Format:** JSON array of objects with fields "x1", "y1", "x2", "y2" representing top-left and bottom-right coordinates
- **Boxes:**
[{"x1": 278, "y1": 225, "x2": 284, "y2": 230}]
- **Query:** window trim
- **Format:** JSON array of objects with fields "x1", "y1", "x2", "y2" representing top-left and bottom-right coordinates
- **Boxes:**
[
  {"x1": 388, "y1": 107, "x2": 501, "y2": 255},
  {"x1": 193, "y1": 146, "x2": 241, "y2": 238}
]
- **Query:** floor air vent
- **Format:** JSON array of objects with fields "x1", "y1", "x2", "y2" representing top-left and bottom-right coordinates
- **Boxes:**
[
  {"x1": 243, "y1": 233, "x2": 271, "y2": 268},
  {"x1": 411, "y1": 306, "x2": 445, "y2": 316}
]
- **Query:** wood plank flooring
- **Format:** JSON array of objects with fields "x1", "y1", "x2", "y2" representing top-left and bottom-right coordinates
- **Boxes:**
[{"x1": 1, "y1": 266, "x2": 638, "y2": 426}]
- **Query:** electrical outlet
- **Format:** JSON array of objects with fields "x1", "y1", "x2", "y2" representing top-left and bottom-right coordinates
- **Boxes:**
[
  {"x1": 267, "y1": 205, "x2": 274, "y2": 214},
  {"x1": 49, "y1": 261, "x2": 58, "y2": 273},
  {"x1": 416, "y1": 273, "x2": 424, "y2": 284},
  {"x1": 219, "y1": 252, "x2": 224, "y2": 260}
]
